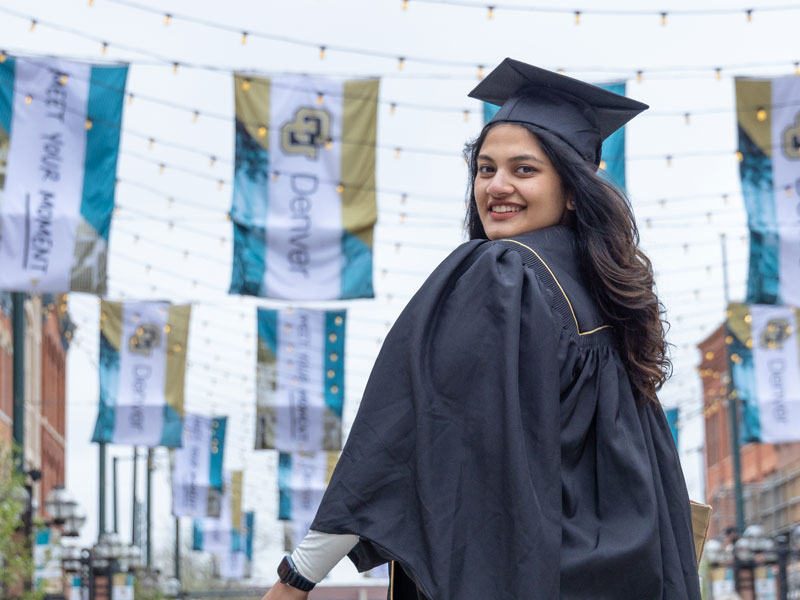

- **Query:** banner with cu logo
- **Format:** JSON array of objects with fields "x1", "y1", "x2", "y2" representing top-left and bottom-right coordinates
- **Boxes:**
[
  {"x1": 735, "y1": 76, "x2": 800, "y2": 307},
  {"x1": 229, "y1": 74, "x2": 379, "y2": 301},
  {"x1": 92, "y1": 300, "x2": 191, "y2": 447}
]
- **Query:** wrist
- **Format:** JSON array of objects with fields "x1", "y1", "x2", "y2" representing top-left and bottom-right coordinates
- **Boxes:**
[{"x1": 277, "y1": 555, "x2": 316, "y2": 592}]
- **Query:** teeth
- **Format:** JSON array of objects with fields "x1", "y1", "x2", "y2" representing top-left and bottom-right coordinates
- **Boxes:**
[{"x1": 491, "y1": 205, "x2": 522, "y2": 213}]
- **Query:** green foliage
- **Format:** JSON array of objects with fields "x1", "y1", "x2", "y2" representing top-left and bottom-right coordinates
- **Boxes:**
[{"x1": 0, "y1": 442, "x2": 42, "y2": 600}]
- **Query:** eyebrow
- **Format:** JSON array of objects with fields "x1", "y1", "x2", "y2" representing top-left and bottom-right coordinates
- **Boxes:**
[{"x1": 478, "y1": 153, "x2": 546, "y2": 165}]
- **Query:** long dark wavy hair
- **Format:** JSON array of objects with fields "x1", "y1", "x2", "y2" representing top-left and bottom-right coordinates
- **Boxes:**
[{"x1": 464, "y1": 122, "x2": 671, "y2": 404}]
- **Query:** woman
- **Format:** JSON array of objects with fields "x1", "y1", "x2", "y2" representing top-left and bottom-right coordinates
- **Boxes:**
[{"x1": 264, "y1": 58, "x2": 702, "y2": 599}]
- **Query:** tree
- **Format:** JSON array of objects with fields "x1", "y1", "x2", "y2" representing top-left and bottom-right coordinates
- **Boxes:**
[{"x1": 0, "y1": 442, "x2": 42, "y2": 600}]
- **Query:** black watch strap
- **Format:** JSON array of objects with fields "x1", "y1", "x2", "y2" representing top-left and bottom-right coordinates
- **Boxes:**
[{"x1": 277, "y1": 555, "x2": 316, "y2": 592}]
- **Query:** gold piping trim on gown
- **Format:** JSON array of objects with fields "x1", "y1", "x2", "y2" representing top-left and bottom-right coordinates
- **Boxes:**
[
  {"x1": 501, "y1": 238, "x2": 612, "y2": 336},
  {"x1": 390, "y1": 560, "x2": 395, "y2": 600}
]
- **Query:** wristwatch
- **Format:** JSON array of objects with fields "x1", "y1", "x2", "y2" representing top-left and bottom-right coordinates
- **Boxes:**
[{"x1": 277, "y1": 554, "x2": 316, "y2": 592}]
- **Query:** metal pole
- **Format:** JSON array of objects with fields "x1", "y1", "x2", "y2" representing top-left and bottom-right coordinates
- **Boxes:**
[
  {"x1": 146, "y1": 448, "x2": 153, "y2": 568},
  {"x1": 721, "y1": 232, "x2": 746, "y2": 535},
  {"x1": 175, "y1": 517, "x2": 181, "y2": 582},
  {"x1": 113, "y1": 456, "x2": 119, "y2": 534},
  {"x1": 776, "y1": 535, "x2": 789, "y2": 600},
  {"x1": 132, "y1": 447, "x2": 139, "y2": 547},
  {"x1": 12, "y1": 292, "x2": 25, "y2": 468},
  {"x1": 99, "y1": 442, "x2": 106, "y2": 539}
]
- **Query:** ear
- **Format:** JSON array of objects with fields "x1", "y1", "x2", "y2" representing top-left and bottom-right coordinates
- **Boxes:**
[{"x1": 565, "y1": 192, "x2": 576, "y2": 211}]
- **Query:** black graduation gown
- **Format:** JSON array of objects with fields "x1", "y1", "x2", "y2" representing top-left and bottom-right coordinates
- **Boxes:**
[{"x1": 311, "y1": 226, "x2": 702, "y2": 600}]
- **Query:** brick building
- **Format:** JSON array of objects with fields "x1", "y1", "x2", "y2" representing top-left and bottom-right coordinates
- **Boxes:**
[
  {"x1": 699, "y1": 323, "x2": 800, "y2": 539},
  {"x1": 0, "y1": 292, "x2": 70, "y2": 518}
]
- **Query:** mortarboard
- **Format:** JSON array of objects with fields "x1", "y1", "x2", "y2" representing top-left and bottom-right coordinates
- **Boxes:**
[{"x1": 468, "y1": 58, "x2": 648, "y2": 166}]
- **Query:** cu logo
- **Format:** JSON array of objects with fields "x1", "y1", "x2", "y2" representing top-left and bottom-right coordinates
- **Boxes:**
[
  {"x1": 280, "y1": 107, "x2": 331, "y2": 160},
  {"x1": 782, "y1": 113, "x2": 800, "y2": 160},
  {"x1": 759, "y1": 318, "x2": 791, "y2": 350},
  {"x1": 128, "y1": 324, "x2": 161, "y2": 356}
]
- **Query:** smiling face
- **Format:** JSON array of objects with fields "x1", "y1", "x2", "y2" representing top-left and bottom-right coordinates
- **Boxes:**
[{"x1": 474, "y1": 123, "x2": 574, "y2": 240}]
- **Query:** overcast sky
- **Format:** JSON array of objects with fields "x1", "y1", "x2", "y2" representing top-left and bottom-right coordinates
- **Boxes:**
[{"x1": 3, "y1": 0, "x2": 798, "y2": 587}]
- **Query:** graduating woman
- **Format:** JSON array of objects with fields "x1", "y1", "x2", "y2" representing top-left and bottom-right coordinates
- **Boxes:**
[{"x1": 263, "y1": 58, "x2": 703, "y2": 600}]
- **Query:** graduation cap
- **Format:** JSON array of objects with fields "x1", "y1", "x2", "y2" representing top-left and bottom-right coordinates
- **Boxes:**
[{"x1": 469, "y1": 58, "x2": 648, "y2": 166}]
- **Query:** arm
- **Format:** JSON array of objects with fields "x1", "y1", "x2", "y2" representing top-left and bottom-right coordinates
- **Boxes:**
[{"x1": 261, "y1": 531, "x2": 359, "y2": 599}]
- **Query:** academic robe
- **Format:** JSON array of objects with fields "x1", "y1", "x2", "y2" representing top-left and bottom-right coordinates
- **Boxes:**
[{"x1": 311, "y1": 225, "x2": 702, "y2": 600}]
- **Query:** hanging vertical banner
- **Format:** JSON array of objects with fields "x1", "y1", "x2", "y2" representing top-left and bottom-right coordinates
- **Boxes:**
[
  {"x1": 726, "y1": 302, "x2": 800, "y2": 443},
  {"x1": 735, "y1": 76, "x2": 800, "y2": 306},
  {"x1": 255, "y1": 308, "x2": 345, "y2": 452},
  {"x1": 92, "y1": 301, "x2": 190, "y2": 447},
  {"x1": 172, "y1": 415, "x2": 226, "y2": 518},
  {"x1": 278, "y1": 452, "x2": 337, "y2": 521},
  {"x1": 228, "y1": 74, "x2": 379, "y2": 300},
  {"x1": 192, "y1": 470, "x2": 243, "y2": 554},
  {"x1": 219, "y1": 511, "x2": 254, "y2": 580},
  {"x1": 483, "y1": 81, "x2": 628, "y2": 189},
  {"x1": 0, "y1": 56, "x2": 127, "y2": 294}
]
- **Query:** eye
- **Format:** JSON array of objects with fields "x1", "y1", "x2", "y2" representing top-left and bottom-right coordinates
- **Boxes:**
[
  {"x1": 516, "y1": 165, "x2": 537, "y2": 174},
  {"x1": 477, "y1": 164, "x2": 495, "y2": 175}
]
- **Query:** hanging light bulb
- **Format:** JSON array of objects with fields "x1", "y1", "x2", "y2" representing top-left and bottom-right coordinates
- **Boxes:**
[
  {"x1": 193, "y1": 110, "x2": 199, "y2": 122},
  {"x1": 25, "y1": 94, "x2": 32, "y2": 105},
  {"x1": 257, "y1": 125, "x2": 267, "y2": 137},
  {"x1": 172, "y1": 62, "x2": 179, "y2": 74},
  {"x1": 30, "y1": 20, "x2": 37, "y2": 32},
  {"x1": 684, "y1": 112, "x2": 690, "y2": 125},
  {"x1": 319, "y1": 46, "x2": 326, "y2": 59},
  {"x1": 325, "y1": 138, "x2": 333, "y2": 150},
  {"x1": 477, "y1": 65, "x2": 484, "y2": 79},
  {"x1": 0, "y1": 51, "x2": 6, "y2": 63},
  {"x1": 756, "y1": 106, "x2": 767, "y2": 121},
  {"x1": 272, "y1": 171, "x2": 279, "y2": 182},
  {"x1": 636, "y1": 70, "x2": 643, "y2": 83},
  {"x1": 660, "y1": 12, "x2": 667, "y2": 26},
  {"x1": 402, "y1": 0, "x2": 409, "y2": 8},
  {"x1": 487, "y1": 6, "x2": 494, "y2": 19},
  {"x1": 557, "y1": 68, "x2": 565, "y2": 75},
  {"x1": 746, "y1": 9, "x2": 753, "y2": 22},
  {"x1": 397, "y1": 57, "x2": 405, "y2": 70},
  {"x1": 574, "y1": 11, "x2": 581, "y2": 24},
  {"x1": 715, "y1": 67, "x2": 722, "y2": 80},
  {"x1": 241, "y1": 31, "x2": 248, "y2": 44},
  {"x1": 218, "y1": 180, "x2": 224, "y2": 191},
  {"x1": 209, "y1": 155, "x2": 217, "y2": 167},
  {"x1": 463, "y1": 110, "x2": 469, "y2": 122},
  {"x1": 164, "y1": 13, "x2": 172, "y2": 25},
  {"x1": 85, "y1": 119, "x2": 93, "y2": 130},
  {"x1": 127, "y1": 93, "x2": 134, "y2": 104},
  {"x1": 390, "y1": 103, "x2": 397, "y2": 115},
  {"x1": 101, "y1": 41, "x2": 108, "y2": 54},
  {"x1": 59, "y1": 74, "x2": 68, "y2": 86},
  {"x1": 241, "y1": 78, "x2": 251, "y2": 91},
  {"x1": 795, "y1": 62, "x2": 800, "y2": 76},
  {"x1": 395, "y1": 147, "x2": 401, "y2": 159},
  {"x1": 666, "y1": 155, "x2": 673, "y2": 167},
  {"x1": 336, "y1": 183, "x2": 344, "y2": 194},
  {"x1": 159, "y1": 163, "x2": 165, "y2": 174},
  {"x1": 736, "y1": 150, "x2": 744, "y2": 162}
]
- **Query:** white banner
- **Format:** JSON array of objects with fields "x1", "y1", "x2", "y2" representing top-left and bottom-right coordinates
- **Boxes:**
[
  {"x1": 0, "y1": 58, "x2": 90, "y2": 291},
  {"x1": 772, "y1": 77, "x2": 800, "y2": 304},
  {"x1": 202, "y1": 471, "x2": 234, "y2": 554},
  {"x1": 284, "y1": 453, "x2": 327, "y2": 522},
  {"x1": 172, "y1": 414, "x2": 212, "y2": 517},
  {"x1": 113, "y1": 301, "x2": 169, "y2": 445},
  {"x1": 751, "y1": 305, "x2": 800, "y2": 442},
  {"x1": 265, "y1": 76, "x2": 343, "y2": 299},
  {"x1": 275, "y1": 309, "x2": 326, "y2": 451}
]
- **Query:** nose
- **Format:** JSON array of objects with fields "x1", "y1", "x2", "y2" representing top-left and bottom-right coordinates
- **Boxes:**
[{"x1": 485, "y1": 169, "x2": 513, "y2": 197}]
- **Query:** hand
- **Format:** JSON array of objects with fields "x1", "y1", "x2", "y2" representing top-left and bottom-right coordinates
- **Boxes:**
[{"x1": 261, "y1": 580, "x2": 310, "y2": 600}]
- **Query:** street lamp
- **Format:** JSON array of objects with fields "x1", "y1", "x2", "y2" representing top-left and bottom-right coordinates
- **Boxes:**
[
  {"x1": 63, "y1": 505, "x2": 87, "y2": 538},
  {"x1": 44, "y1": 485, "x2": 76, "y2": 526}
]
